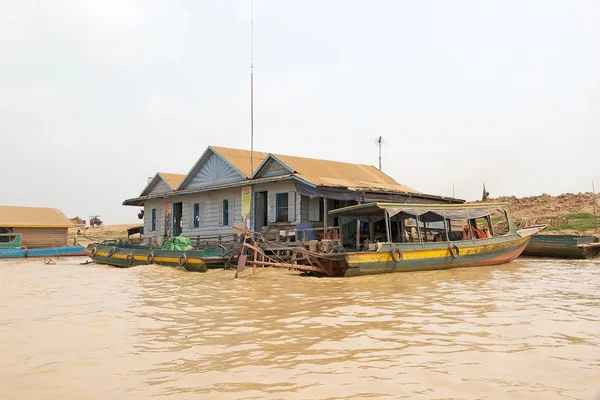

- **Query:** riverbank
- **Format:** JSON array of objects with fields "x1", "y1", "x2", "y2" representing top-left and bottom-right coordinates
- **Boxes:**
[{"x1": 483, "y1": 192, "x2": 599, "y2": 235}]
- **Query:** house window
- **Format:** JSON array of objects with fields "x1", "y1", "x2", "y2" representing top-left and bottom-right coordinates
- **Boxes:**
[
  {"x1": 276, "y1": 193, "x2": 289, "y2": 222},
  {"x1": 193, "y1": 203, "x2": 200, "y2": 228},
  {"x1": 151, "y1": 208, "x2": 156, "y2": 231},
  {"x1": 223, "y1": 199, "x2": 229, "y2": 226}
]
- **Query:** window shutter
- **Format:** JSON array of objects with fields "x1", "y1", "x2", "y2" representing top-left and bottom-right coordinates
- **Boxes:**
[
  {"x1": 228, "y1": 198, "x2": 235, "y2": 224},
  {"x1": 199, "y1": 203, "x2": 204, "y2": 227},
  {"x1": 157, "y1": 208, "x2": 161, "y2": 233},
  {"x1": 218, "y1": 200, "x2": 223, "y2": 226},
  {"x1": 308, "y1": 197, "x2": 320, "y2": 222},
  {"x1": 268, "y1": 192, "x2": 276, "y2": 222},
  {"x1": 288, "y1": 191, "x2": 296, "y2": 222}
]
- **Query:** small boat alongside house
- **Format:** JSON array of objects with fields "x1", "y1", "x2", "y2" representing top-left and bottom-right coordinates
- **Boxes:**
[
  {"x1": 85, "y1": 239, "x2": 237, "y2": 271},
  {"x1": 236, "y1": 202, "x2": 545, "y2": 277},
  {"x1": 521, "y1": 234, "x2": 600, "y2": 259},
  {"x1": 0, "y1": 206, "x2": 86, "y2": 259}
]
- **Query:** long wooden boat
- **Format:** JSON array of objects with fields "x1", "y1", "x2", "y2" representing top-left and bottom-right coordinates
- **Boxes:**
[
  {"x1": 236, "y1": 202, "x2": 545, "y2": 278},
  {"x1": 521, "y1": 234, "x2": 600, "y2": 259},
  {"x1": 0, "y1": 233, "x2": 86, "y2": 259},
  {"x1": 85, "y1": 241, "x2": 238, "y2": 271}
]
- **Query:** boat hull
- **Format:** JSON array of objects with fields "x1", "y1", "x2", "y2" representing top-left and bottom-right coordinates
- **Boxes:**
[
  {"x1": 522, "y1": 235, "x2": 600, "y2": 259},
  {"x1": 85, "y1": 244, "x2": 208, "y2": 272},
  {"x1": 341, "y1": 235, "x2": 532, "y2": 277},
  {"x1": 0, "y1": 246, "x2": 86, "y2": 259}
]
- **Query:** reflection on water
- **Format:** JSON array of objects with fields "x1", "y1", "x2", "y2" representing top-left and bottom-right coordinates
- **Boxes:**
[{"x1": 1, "y1": 258, "x2": 599, "y2": 399}]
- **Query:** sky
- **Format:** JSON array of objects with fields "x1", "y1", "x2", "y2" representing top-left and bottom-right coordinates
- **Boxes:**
[{"x1": 1, "y1": 0, "x2": 599, "y2": 224}]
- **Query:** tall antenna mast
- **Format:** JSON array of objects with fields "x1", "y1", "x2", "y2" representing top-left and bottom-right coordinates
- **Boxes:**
[
  {"x1": 377, "y1": 136, "x2": 382, "y2": 170},
  {"x1": 250, "y1": 0, "x2": 255, "y2": 173}
]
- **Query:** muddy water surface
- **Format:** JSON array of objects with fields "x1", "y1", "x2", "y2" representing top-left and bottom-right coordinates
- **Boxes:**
[{"x1": 1, "y1": 258, "x2": 599, "y2": 399}]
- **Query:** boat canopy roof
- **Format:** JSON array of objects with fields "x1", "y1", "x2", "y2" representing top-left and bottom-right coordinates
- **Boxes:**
[{"x1": 328, "y1": 202, "x2": 509, "y2": 222}]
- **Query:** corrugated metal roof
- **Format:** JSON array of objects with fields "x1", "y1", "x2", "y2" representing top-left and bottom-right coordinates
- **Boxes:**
[
  {"x1": 159, "y1": 172, "x2": 185, "y2": 190},
  {"x1": 273, "y1": 153, "x2": 420, "y2": 193},
  {"x1": 210, "y1": 146, "x2": 419, "y2": 193},
  {"x1": 210, "y1": 146, "x2": 269, "y2": 178},
  {"x1": 0, "y1": 206, "x2": 74, "y2": 228}
]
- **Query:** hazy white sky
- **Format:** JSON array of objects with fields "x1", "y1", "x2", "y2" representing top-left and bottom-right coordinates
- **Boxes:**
[{"x1": 1, "y1": 0, "x2": 599, "y2": 224}]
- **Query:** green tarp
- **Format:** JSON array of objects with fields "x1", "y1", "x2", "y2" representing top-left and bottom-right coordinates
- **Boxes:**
[{"x1": 162, "y1": 236, "x2": 193, "y2": 251}]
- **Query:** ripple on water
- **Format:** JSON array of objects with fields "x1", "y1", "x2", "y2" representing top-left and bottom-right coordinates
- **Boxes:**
[{"x1": 1, "y1": 257, "x2": 600, "y2": 399}]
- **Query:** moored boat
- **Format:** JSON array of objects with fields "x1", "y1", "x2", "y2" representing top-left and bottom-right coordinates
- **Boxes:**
[
  {"x1": 236, "y1": 202, "x2": 545, "y2": 277},
  {"x1": 85, "y1": 240, "x2": 238, "y2": 271},
  {"x1": 0, "y1": 233, "x2": 86, "y2": 259},
  {"x1": 521, "y1": 234, "x2": 600, "y2": 259}
]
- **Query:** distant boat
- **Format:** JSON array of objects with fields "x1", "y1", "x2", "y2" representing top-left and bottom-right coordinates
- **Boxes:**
[
  {"x1": 0, "y1": 233, "x2": 86, "y2": 259},
  {"x1": 521, "y1": 234, "x2": 600, "y2": 259},
  {"x1": 85, "y1": 240, "x2": 238, "y2": 272}
]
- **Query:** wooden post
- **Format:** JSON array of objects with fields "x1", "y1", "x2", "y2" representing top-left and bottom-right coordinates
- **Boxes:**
[
  {"x1": 384, "y1": 210, "x2": 391, "y2": 243},
  {"x1": 593, "y1": 181, "x2": 598, "y2": 232},
  {"x1": 323, "y1": 197, "x2": 328, "y2": 239}
]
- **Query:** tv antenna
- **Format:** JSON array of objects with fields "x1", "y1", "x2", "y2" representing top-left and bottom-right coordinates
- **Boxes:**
[{"x1": 372, "y1": 136, "x2": 388, "y2": 171}]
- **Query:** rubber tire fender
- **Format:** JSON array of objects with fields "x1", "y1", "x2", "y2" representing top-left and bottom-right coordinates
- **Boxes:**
[
  {"x1": 91, "y1": 246, "x2": 98, "y2": 257},
  {"x1": 390, "y1": 245, "x2": 403, "y2": 262},
  {"x1": 147, "y1": 252, "x2": 155, "y2": 264},
  {"x1": 449, "y1": 244, "x2": 460, "y2": 258},
  {"x1": 107, "y1": 247, "x2": 116, "y2": 257},
  {"x1": 178, "y1": 253, "x2": 188, "y2": 266},
  {"x1": 126, "y1": 253, "x2": 135, "y2": 266}
]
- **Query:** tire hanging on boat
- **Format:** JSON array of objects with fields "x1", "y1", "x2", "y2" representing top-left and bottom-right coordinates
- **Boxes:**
[
  {"x1": 390, "y1": 245, "x2": 403, "y2": 262},
  {"x1": 126, "y1": 253, "x2": 134, "y2": 265},
  {"x1": 449, "y1": 244, "x2": 460, "y2": 258},
  {"x1": 147, "y1": 252, "x2": 154, "y2": 264},
  {"x1": 107, "y1": 247, "x2": 116, "y2": 257},
  {"x1": 91, "y1": 246, "x2": 98, "y2": 257},
  {"x1": 178, "y1": 253, "x2": 188, "y2": 266}
]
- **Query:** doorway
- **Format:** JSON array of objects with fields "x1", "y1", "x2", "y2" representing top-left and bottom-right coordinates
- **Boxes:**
[
  {"x1": 254, "y1": 191, "x2": 268, "y2": 232},
  {"x1": 173, "y1": 202, "x2": 183, "y2": 236}
]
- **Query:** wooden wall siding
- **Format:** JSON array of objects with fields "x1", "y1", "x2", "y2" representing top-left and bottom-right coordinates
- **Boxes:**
[
  {"x1": 179, "y1": 187, "x2": 242, "y2": 237},
  {"x1": 143, "y1": 199, "x2": 165, "y2": 243},
  {"x1": 186, "y1": 153, "x2": 244, "y2": 189},
  {"x1": 13, "y1": 227, "x2": 68, "y2": 248},
  {"x1": 257, "y1": 158, "x2": 290, "y2": 178},
  {"x1": 147, "y1": 179, "x2": 171, "y2": 195}
]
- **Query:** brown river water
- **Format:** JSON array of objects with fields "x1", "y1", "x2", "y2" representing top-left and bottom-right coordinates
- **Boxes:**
[{"x1": 1, "y1": 257, "x2": 599, "y2": 400}]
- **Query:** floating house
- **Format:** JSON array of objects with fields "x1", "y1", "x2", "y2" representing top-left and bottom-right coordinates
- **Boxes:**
[
  {"x1": 0, "y1": 206, "x2": 74, "y2": 248},
  {"x1": 123, "y1": 146, "x2": 463, "y2": 246}
]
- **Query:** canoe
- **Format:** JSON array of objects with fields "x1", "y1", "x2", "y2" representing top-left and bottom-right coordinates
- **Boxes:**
[
  {"x1": 236, "y1": 202, "x2": 545, "y2": 278},
  {"x1": 85, "y1": 242, "x2": 238, "y2": 271},
  {"x1": 521, "y1": 234, "x2": 600, "y2": 259},
  {"x1": 0, "y1": 246, "x2": 87, "y2": 259},
  {"x1": 0, "y1": 233, "x2": 86, "y2": 259}
]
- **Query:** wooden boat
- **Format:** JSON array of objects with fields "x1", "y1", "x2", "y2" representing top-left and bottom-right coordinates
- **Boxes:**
[
  {"x1": 521, "y1": 234, "x2": 600, "y2": 259},
  {"x1": 236, "y1": 202, "x2": 545, "y2": 278},
  {"x1": 85, "y1": 241, "x2": 238, "y2": 271},
  {"x1": 0, "y1": 233, "x2": 86, "y2": 259}
]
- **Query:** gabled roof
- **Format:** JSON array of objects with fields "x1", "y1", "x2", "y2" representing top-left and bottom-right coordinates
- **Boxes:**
[
  {"x1": 210, "y1": 146, "x2": 269, "y2": 178},
  {"x1": 140, "y1": 172, "x2": 185, "y2": 196},
  {"x1": 160, "y1": 173, "x2": 185, "y2": 190},
  {"x1": 253, "y1": 153, "x2": 420, "y2": 193},
  {"x1": 177, "y1": 146, "x2": 269, "y2": 190},
  {"x1": 0, "y1": 206, "x2": 74, "y2": 228}
]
